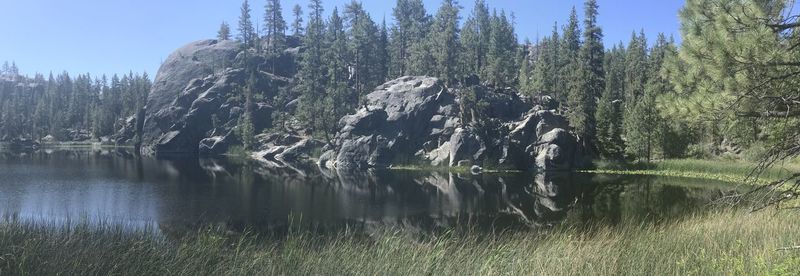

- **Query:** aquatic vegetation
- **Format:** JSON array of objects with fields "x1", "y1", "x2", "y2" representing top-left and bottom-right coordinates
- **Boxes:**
[
  {"x1": 1, "y1": 210, "x2": 798, "y2": 275},
  {"x1": 585, "y1": 159, "x2": 800, "y2": 185}
]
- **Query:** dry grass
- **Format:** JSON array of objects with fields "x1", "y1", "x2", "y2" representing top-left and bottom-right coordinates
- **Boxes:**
[{"x1": 1, "y1": 209, "x2": 799, "y2": 275}]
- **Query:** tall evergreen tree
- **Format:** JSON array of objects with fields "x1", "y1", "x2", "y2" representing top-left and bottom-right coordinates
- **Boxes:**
[
  {"x1": 529, "y1": 36, "x2": 555, "y2": 96},
  {"x1": 559, "y1": 7, "x2": 580, "y2": 104},
  {"x1": 547, "y1": 23, "x2": 561, "y2": 99},
  {"x1": 581, "y1": 0, "x2": 604, "y2": 99},
  {"x1": 641, "y1": 34, "x2": 680, "y2": 159},
  {"x1": 218, "y1": 22, "x2": 231, "y2": 41},
  {"x1": 622, "y1": 30, "x2": 650, "y2": 158},
  {"x1": 427, "y1": 0, "x2": 462, "y2": 84},
  {"x1": 596, "y1": 43, "x2": 625, "y2": 159},
  {"x1": 237, "y1": 0, "x2": 256, "y2": 48},
  {"x1": 291, "y1": 4, "x2": 304, "y2": 36},
  {"x1": 296, "y1": 0, "x2": 327, "y2": 134},
  {"x1": 568, "y1": 0, "x2": 604, "y2": 152},
  {"x1": 623, "y1": 30, "x2": 647, "y2": 104},
  {"x1": 388, "y1": 0, "x2": 430, "y2": 77},
  {"x1": 322, "y1": 8, "x2": 351, "y2": 142},
  {"x1": 264, "y1": 0, "x2": 287, "y2": 73},
  {"x1": 377, "y1": 18, "x2": 390, "y2": 83},
  {"x1": 237, "y1": 73, "x2": 257, "y2": 149},
  {"x1": 460, "y1": 0, "x2": 491, "y2": 78},
  {"x1": 345, "y1": 1, "x2": 381, "y2": 101},
  {"x1": 484, "y1": 10, "x2": 517, "y2": 87},
  {"x1": 518, "y1": 39, "x2": 535, "y2": 96}
]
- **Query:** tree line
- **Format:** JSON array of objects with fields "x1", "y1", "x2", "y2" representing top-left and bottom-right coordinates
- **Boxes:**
[
  {"x1": 0, "y1": 67, "x2": 150, "y2": 141},
  {"x1": 223, "y1": 0, "x2": 685, "y2": 161},
  {"x1": 3, "y1": 0, "x2": 796, "y2": 169}
]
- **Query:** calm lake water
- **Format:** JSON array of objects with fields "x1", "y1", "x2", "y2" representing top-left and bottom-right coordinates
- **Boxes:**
[{"x1": 0, "y1": 148, "x2": 742, "y2": 236}]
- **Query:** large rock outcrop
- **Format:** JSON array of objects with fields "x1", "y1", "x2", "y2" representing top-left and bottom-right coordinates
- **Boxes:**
[
  {"x1": 321, "y1": 76, "x2": 587, "y2": 171},
  {"x1": 140, "y1": 39, "x2": 239, "y2": 155},
  {"x1": 136, "y1": 40, "x2": 585, "y2": 170},
  {"x1": 139, "y1": 39, "x2": 292, "y2": 156}
]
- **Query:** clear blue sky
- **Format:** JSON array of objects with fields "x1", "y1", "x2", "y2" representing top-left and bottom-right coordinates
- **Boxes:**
[{"x1": 0, "y1": 0, "x2": 684, "y2": 78}]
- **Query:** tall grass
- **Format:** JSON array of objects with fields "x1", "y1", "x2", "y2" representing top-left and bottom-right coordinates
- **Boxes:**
[
  {"x1": 1, "y1": 210, "x2": 799, "y2": 275},
  {"x1": 589, "y1": 159, "x2": 800, "y2": 185}
]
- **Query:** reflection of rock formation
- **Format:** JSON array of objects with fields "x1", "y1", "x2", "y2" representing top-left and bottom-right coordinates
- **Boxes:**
[
  {"x1": 321, "y1": 76, "x2": 587, "y2": 172},
  {"x1": 3, "y1": 148, "x2": 740, "y2": 238},
  {"x1": 529, "y1": 173, "x2": 580, "y2": 225},
  {"x1": 192, "y1": 159, "x2": 583, "y2": 232},
  {"x1": 0, "y1": 148, "x2": 582, "y2": 233}
]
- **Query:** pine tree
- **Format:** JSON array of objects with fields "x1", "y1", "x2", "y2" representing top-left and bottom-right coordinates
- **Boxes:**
[
  {"x1": 547, "y1": 23, "x2": 561, "y2": 100},
  {"x1": 581, "y1": 0, "x2": 604, "y2": 99},
  {"x1": 622, "y1": 31, "x2": 650, "y2": 158},
  {"x1": 322, "y1": 8, "x2": 351, "y2": 142},
  {"x1": 624, "y1": 83, "x2": 660, "y2": 162},
  {"x1": 484, "y1": 10, "x2": 517, "y2": 87},
  {"x1": 517, "y1": 39, "x2": 534, "y2": 96},
  {"x1": 596, "y1": 43, "x2": 625, "y2": 159},
  {"x1": 559, "y1": 7, "x2": 580, "y2": 105},
  {"x1": 529, "y1": 36, "x2": 553, "y2": 96},
  {"x1": 9, "y1": 62, "x2": 18, "y2": 76},
  {"x1": 264, "y1": 0, "x2": 287, "y2": 57},
  {"x1": 291, "y1": 4, "x2": 304, "y2": 36},
  {"x1": 237, "y1": 89, "x2": 256, "y2": 150},
  {"x1": 568, "y1": 0, "x2": 603, "y2": 152},
  {"x1": 218, "y1": 22, "x2": 231, "y2": 41},
  {"x1": 377, "y1": 18, "x2": 390, "y2": 83},
  {"x1": 623, "y1": 30, "x2": 647, "y2": 104},
  {"x1": 345, "y1": 1, "x2": 381, "y2": 102},
  {"x1": 296, "y1": 0, "x2": 327, "y2": 134},
  {"x1": 460, "y1": 0, "x2": 491, "y2": 78},
  {"x1": 237, "y1": 0, "x2": 256, "y2": 48},
  {"x1": 427, "y1": 0, "x2": 462, "y2": 85},
  {"x1": 623, "y1": 31, "x2": 674, "y2": 161},
  {"x1": 389, "y1": 0, "x2": 430, "y2": 77}
]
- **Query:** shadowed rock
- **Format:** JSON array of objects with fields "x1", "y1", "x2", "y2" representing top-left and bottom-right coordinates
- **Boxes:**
[{"x1": 324, "y1": 76, "x2": 586, "y2": 171}]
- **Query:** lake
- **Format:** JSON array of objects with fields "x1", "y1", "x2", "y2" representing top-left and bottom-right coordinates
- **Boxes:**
[{"x1": 0, "y1": 148, "x2": 743, "y2": 237}]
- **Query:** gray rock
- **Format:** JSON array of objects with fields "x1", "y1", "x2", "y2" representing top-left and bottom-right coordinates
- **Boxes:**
[
  {"x1": 251, "y1": 133, "x2": 324, "y2": 169},
  {"x1": 471, "y1": 165, "x2": 483, "y2": 174},
  {"x1": 198, "y1": 133, "x2": 237, "y2": 156},
  {"x1": 325, "y1": 76, "x2": 586, "y2": 171},
  {"x1": 318, "y1": 150, "x2": 338, "y2": 169},
  {"x1": 426, "y1": 141, "x2": 452, "y2": 166},
  {"x1": 502, "y1": 110, "x2": 585, "y2": 171},
  {"x1": 40, "y1": 135, "x2": 57, "y2": 143},
  {"x1": 457, "y1": 160, "x2": 473, "y2": 167},
  {"x1": 330, "y1": 76, "x2": 452, "y2": 170},
  {"x1": 449, "y1": 127, "x2": 485, "y2": 167},
  {"x1": 536, "y1": 129, "x2": 575, "y2": 169},
  {"x1": 140, "y1": 40, "x2": 239, "y2": 155},
  {"x1": 146, "y1": 39, "x2": 238, "y2": 127},
  {"x1": 137, "y1": 37, "x2": 296, "y2": 157}
]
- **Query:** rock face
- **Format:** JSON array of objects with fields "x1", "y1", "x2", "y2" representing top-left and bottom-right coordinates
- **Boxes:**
[
  {"x1": 140, "y1": 39, "x2": 240, "y2": 155},
  {"x1": 326, "y1": 76, "x2": 456, "y2": 170},
  {"x1": 322, "y1": 76, "x2": 586, "y2": 171},
  {"x1": 139, "y1": 39, "x2": 292, "y2": 156},
  {"x1": 252, "y1": 133, "x2": 324, "y2": 173},
  {"x1": 136, "y1": 40, "x2": 584, "y2": 170},
  {"x1": 508, "y1": 110, "x2": 584, "y2": 170}
]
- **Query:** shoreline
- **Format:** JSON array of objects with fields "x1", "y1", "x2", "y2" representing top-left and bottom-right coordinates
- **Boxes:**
[{"x1": 1, "y1": 209, "x2": 797, "y2": 275}]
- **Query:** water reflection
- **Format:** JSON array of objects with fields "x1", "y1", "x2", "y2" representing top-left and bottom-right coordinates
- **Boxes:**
[{"x1": 0, "y1": 149, "x2": 740, "y2": 236}]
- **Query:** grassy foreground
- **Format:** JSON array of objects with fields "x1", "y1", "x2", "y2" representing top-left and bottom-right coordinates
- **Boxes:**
[{"x1": 1, "y1": 210, "x2": 799, "y2": 275}]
